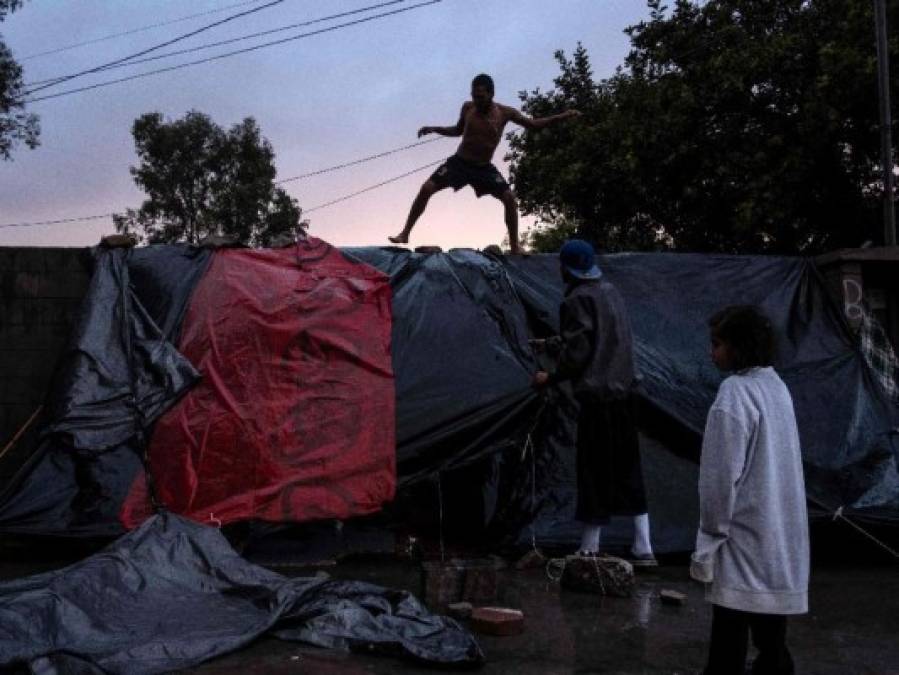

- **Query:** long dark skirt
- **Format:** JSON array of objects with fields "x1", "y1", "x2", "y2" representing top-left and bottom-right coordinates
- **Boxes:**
[{"x1": 575, "y1": 394, "x2": 647, "y2": 524}]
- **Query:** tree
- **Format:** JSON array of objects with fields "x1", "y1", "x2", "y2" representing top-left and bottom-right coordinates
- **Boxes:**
[
  {"x1": 509, "y1": 0, "x2": 899, "y2": 254},
  {"x1": 524, "y1": 217, "x2": 580, "y2": 253},
  {"x1": 114, "y1": 111, "x2": 306, "y2": 246},
  {"x1": 0, "y1": 0, "x2": 40, "y2": 160}
]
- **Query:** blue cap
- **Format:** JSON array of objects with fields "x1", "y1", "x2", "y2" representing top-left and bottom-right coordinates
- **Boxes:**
[{"x1": 560, "y1": 239, "x2": 602, "y2": 280}]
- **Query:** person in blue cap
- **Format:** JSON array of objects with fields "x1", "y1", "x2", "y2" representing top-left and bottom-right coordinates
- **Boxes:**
[{"x1": 534, "y1": 239, "x2": 656, "y2": 564}]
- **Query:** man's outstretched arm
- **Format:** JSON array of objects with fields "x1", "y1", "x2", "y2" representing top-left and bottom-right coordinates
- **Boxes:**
[
  {"x1": 418, "y1": 104, "x2": 468, "y2": 138},
  {"x1": 509, "y1": 108, "x2": 581, "y2": 131}
]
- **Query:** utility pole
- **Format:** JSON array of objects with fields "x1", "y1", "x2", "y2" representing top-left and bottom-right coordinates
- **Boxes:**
[{"x1": 874, "y1": 0, "x2": 896, "y2": 246}]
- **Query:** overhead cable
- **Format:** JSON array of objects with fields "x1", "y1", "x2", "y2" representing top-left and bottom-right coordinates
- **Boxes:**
[
  {"x1": 24, "y1": 0, "x2": 442, "y2": 104},
  {"x1": 277, "y1": 137, "x2": 444, "y2": 184},
  {"x1": 0, "y1": 212, "x2": 116, "y2": 229},
  {"x1": 0, "y1": 139, "x2": 448, "y2": 228},
  {"x1": 27, "y1": 0, "x2": 405, "y2": 85},
  {"x1": 20, "y1": 0, "x2": 270, "y2": 61},
  {"x1": 25, "y1": 0, "x2": 287, "y2": 94},
  {"x1": 304, "y1": 159, "x2": 442, "y2": 213}
]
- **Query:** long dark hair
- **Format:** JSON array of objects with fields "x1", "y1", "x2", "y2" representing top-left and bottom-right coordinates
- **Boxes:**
[{"x1": 709, "y1": 305, "x2": 777, "y2": 371}]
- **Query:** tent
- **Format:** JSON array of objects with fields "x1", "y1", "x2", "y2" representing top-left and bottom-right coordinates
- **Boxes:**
[
  {"x1": 2, "y1": 237, "x2": 898, "y2": 673},
  {"x1": 0, "y1": 239, "x2": 897, "y2": 550}
]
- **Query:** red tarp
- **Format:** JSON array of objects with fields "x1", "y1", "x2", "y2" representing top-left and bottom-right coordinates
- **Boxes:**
[{"x1": 121, "y1": 240, "x2": 395, "y2": 527}]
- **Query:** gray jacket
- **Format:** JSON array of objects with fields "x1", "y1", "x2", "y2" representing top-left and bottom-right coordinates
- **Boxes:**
[
  {"x1": 548, "y1": 278, "x2": 638, "y2": 399},
  {"x1": 690, "y1": 367, "x2": 809, "y2": 615}
]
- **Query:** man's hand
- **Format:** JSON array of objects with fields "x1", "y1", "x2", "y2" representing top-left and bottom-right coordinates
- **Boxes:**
[
  {"x1": 417, "y1": 126, "x2": 433, "y2": 138},
  {"x1": 525, "y1": 109, "x2": 583, "y2": 131},
  {"x1": 533, "y1": 371, "x2": 550, "y2": 389}
]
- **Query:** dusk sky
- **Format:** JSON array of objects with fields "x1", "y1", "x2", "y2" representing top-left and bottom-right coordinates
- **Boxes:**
[{"x1": 1, "y1": 0, "x2": 650, "y2": 249}]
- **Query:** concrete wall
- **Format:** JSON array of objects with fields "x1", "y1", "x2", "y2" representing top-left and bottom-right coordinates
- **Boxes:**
[
  {"x1": 816, "y1": 247, "x2": 899, "y2": 350},
  {"x1": 0, "y1": 247, "x2": 92, "y2": 485}
]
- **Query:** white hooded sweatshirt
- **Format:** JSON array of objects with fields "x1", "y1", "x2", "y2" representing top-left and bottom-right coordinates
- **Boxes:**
[{"x1": 691, "y1": 367, "x2": 809, "y2": 615}]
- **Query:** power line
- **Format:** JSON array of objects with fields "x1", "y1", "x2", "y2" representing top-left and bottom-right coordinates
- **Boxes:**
[
  {"x1": 304, "y1": 159, "x2": 442, "y2": 213},
  {"x1": 0, "y1": 213, "x2": 116, "y2": 229},
  {"x1": 25, "y1": 0, "x2": 287, "y2": 95},
  {"x1": 24, "y1": 0, "x2": 442, "y2": 104},
  {"x1": 27, "y1": 1, "x2": 406, "y2": 86},
  {"x1": 0, "y1": 140, "x2": 449, "y2": 228},
  {"x1": 20, "y1": 0, "x2": 270, "y2": 61},
  {"x1": 277, "y1": 137, "x2": 445, "y2": 184},
  {"x1": 0, "y1": 158, "x2": 440, "y2": 227}
]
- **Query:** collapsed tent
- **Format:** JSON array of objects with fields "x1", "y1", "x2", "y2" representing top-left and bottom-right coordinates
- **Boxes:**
[
  {"x1": 0, "y1": 512, "x2": 483, "y2": 673},
  {"x1": 0, "y1": 241, "x2": 897, "y2": 550}
]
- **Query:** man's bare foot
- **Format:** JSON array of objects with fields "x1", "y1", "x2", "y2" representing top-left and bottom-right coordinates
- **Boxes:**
[{"x1": 388, "y1": 233, "x2": 409, "y2": 244}]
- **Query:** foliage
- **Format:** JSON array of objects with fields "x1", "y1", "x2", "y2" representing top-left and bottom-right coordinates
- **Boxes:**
[
  {"x1": 114, "y1": 111, "x2": 306, "y2": 245},
  {"x1": 0, "y1": 0, "x2": 39, "y2": 160},
  {"x1": 524, "y1": 217, "x2": 580, "y2": 253},
  {"x1": 510, "y1": 0, "x2": 898, "y2": 254},
  {"x1": 0, "y1": 0, "x2": 25, "y2": 20}
]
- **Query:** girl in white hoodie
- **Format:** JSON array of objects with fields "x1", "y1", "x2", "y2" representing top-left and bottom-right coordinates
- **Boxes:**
[{"x1": 692, "y1": 306, "x2": 809, "y2": 675}]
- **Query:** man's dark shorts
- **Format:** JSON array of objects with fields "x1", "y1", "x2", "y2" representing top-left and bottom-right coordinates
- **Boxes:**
[{"x1": 429, "y1": 154, "x2": 510, "y2": 199}]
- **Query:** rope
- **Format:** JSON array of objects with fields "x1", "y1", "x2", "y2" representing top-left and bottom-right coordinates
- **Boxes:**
[
  {"x1": 591, "y1": 554, "x2": 606, "y2": 594},
  {"x1": 405, "y1": 534, "x2": 418, "y2": 559},
  {"x1": 0, "y1": 406, "x2": 43, "y2": 463},
  {"x1": 520, "y1": 400, "x2": 547, "y2": 553},
  {"x1": 437, "y1": 471, "x2": 445, "y2": 563},
  {"x1": 528, "y1": 432, "x2": 538, "y2": 552},
  {"x1": 544, "y1": 554, "x2": 607, "y2": 594},
  {"x1": 546, "y1": 557, "x2": 566, "y2": 582},
  {"x1": 832, "y1": 506, "x2": 899, "y2": 560}
]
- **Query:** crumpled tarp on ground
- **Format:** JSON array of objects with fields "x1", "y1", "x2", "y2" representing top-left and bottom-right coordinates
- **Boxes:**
[{"x1": 0, "y1": 512, "x2": 482, "y2": 674}]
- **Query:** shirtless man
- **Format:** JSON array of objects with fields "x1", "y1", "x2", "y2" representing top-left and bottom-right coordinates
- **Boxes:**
[{"x1": 388, "y1": 73, "x2": 580, "y2": 254}]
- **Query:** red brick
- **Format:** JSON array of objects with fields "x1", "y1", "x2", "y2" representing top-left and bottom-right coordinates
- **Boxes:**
[
  {"x1": 470, "y1": 607, "x2": 524, "y2": 636},
  {"x1": 660, "y1": 589, "x2": 687, "y2": 606}
]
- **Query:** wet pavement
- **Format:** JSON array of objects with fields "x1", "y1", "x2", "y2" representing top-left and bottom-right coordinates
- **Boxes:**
[
  {"x1": 1, "y1": 544, "x2": 897, "y2": 674},
  {"x1": 193, "y1": 557, "x2": 897, "y2": 675}
]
